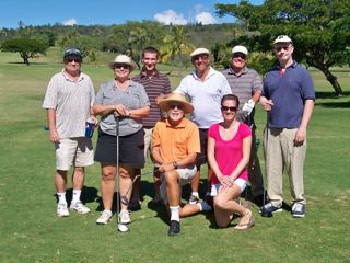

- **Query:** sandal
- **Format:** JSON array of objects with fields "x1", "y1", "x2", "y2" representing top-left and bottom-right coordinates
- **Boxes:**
[{"x1": 234, "y1": 210, "x2": 255, "y2": 230}]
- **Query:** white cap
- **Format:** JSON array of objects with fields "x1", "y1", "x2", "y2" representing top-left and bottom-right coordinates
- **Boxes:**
[
  {"x1": 273, "y1": 35, "x2": 292, "y2": 45},
  {"x1": 190, "y1": 47, "x2": 210, "y2": 58},
  {"x1": 232, "y1": 45, "x2": 248, "y2": 56}
]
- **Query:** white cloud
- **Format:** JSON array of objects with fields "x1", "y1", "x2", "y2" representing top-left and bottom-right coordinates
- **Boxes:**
[
  {"x1": 62, "y1": 19, "x2": 78, "y2": 26},
  {"x1": 196, "y1": 12, "x2": 217, "y2": 25},
  {"x1": 154, "y1": 10, "x2": 188, "y2": 25}
]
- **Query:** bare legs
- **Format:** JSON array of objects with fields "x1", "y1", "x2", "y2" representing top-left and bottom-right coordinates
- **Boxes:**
[
  {"x1": 213, "y1": 184, "x2": 252, "y2": 228},
  {"x1": 100, "y1": 163, "x2": 135, "y2": 211}
]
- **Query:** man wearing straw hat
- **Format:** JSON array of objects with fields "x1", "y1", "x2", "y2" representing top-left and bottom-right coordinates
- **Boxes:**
[{"x1": 152, "y1": 93, "x2": 211, "y2": 236}]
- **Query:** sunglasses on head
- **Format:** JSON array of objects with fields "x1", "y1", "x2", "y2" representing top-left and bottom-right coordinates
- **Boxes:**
[
  {"x1": 275, "y1": 46, "x2": 290, "y2": 52},
  {"x1": 221, "y1": 106, "x2": 237, "y2": 112},
  {"x1": 170, "y1": 104, "x2": 184, "y2": 110}
]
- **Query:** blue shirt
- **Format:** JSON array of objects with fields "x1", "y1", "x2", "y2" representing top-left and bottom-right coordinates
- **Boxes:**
[{"x1": 263, "y1": 61, "x2": 315, "y2": 128}]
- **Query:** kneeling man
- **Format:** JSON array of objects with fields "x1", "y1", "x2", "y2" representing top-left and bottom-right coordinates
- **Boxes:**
[{"x1": 152, "y1": 93, "x2": 204, "y2": 236}]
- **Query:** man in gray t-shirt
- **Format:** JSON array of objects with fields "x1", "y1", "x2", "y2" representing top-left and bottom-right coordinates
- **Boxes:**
[{"x1": 43, "y1": 48, "x2": 96, "y2": 217}]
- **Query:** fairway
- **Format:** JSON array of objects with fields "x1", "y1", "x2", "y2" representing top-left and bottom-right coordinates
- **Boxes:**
[{"x1": 0, "y1": 51, "x2": 349, "y2": 263}]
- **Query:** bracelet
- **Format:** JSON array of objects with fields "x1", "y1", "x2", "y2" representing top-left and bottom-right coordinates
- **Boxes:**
[{"x1": 173, "y1": 161, "x2": 178, "y2": 169}]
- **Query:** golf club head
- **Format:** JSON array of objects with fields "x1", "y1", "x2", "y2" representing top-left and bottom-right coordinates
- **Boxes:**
[{"x1": 117, "y1": 223, "x2": 130, "y2": 232}]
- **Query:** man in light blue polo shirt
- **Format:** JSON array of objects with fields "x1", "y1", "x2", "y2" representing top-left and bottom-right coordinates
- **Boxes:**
[
  {"x1": 259, "y1": 35, "x2": 315, "y2": 218},
  {"x1": 175, "y1": 47, "x2": 231, "y2": 204}
]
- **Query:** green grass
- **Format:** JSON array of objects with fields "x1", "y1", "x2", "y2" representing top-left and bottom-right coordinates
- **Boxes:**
[{"x1": 0, "y1": 50, "x2": 350, "y2": 263}]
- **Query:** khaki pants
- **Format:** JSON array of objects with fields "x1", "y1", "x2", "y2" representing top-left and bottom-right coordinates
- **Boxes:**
[{"x1": 264, "y1": 127, "x2": 306, "y2": 207}]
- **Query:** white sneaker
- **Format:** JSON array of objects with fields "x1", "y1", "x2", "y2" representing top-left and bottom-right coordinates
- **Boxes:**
[
  {"x1": 57, "y1": 203, "x2": 69, "y2": 217},
  {"x1": 119, "y1": 211, "x2": 131, "y2": 224},
  {"x1": 96, "y1": 210, "x2": 113, "y2": 225},
  {"x1": 69, "y1": 202, "x2": 91, "y2": 214}
]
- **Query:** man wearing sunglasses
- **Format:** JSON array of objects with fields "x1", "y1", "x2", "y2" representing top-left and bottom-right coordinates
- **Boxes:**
[
  {"x1": 259, "y1": 35, "x2": 315, "y2": 218},
  {"x1": 152, "y1": 93, "x2": 211, "y2": 236},
  {"x1": 222, "y1": 45, "x2": 265, "y2": 207},
  {"x1": 174, "y1": 47, "x2": 231, "y2": 205},
  {"x1": 43, "y1": 48, "x2": 96, "y2": 217}
]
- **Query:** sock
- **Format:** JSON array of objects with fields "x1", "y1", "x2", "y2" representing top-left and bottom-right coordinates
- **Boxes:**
[
  {"x1": 170, "y1": 206, "x2": 180, "y2": 221},
  {"x1": 57, "y1": 192, "x2": 67, "y2": 205},
  {"x1": 120, "y1": 209, "x2": 128, "y2": 214},
  {"x1": 197, "y1": 201, "x2": 212, "y2": 211},
  {"x1": 192, "y1": 192, "x2": 199, "y2": 198},
  {"x1": 72, "y1": 190, "x2": 82, "y2": 203}
]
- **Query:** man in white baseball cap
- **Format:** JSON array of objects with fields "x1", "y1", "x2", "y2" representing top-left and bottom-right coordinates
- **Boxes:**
[
  {"x1": 259, "y1": 35, "x2": 315, "y2": 218},
  {"x1": 222, "y1": 45, "x2": 265, "y2": 206}
]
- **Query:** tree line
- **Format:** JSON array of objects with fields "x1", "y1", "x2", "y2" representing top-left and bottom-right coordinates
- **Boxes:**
[{"x1": 1, "y1": 0, "x2": 350, "y2": 95}]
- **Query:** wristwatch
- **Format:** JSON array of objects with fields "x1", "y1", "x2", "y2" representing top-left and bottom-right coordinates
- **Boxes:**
[{"x1": 173, "y1": 161, "x2": 178, "y2": 169}]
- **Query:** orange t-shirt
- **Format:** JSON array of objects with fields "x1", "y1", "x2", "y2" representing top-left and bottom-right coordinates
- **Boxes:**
[{"x1": 152, "y1": 118, "x2": 200, "y2": 163}]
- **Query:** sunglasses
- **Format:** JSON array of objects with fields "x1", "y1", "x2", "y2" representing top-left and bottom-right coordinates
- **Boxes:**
[
  {"x1": 114, "y1": 64, "x2": 130, "y2": 69},
  {"x1": 232, "y1": 53, "x2": 247, "y2": 60},
  {"x1": 66, "y1": 58, "x2": 81, "y2": 62},
  {"x1": 221, "y1": 106, "x2": 237, "y2": 112},
  {"x1": 192, "y1": 55, "x2": 210, "y2": 61},
  {"x1": 275, "y1": 46, "x2": 290, "y2": 52},
  {"x1": 170, "y1": 104, "x2": 184, "y2": 110}
]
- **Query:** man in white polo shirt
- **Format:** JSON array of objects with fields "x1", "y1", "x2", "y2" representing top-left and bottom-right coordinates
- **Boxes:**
[{"x1": 174, "y1": 47, "x2": 231, "y2": 204}]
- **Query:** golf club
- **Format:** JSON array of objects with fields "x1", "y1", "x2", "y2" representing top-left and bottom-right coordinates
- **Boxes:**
[
  {"x1": 259, "y1": 123, "x2": 272, "y2": 218},
  {"x1": 115, "y1": 115, "x2": 130, "y2": 232}
]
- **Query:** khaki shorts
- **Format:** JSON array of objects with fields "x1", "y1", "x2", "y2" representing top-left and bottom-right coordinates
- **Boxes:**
[
  {"x1": 55, "y1": 137, "x2": 94, "y2": 171},
  {"x1": 160, "y1": 164, "x2": 197, "y2": 204}
]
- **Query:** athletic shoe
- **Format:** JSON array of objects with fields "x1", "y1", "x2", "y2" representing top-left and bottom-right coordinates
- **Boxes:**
[
  {"x1": 168, "y1": 220, "x2": 180, "y2": 236},
  {"x1": 128, "y1": 201, "x2": 141, "y2": 211},
  {"x1": 119, "y1": 211, "x2": 131, "y2": 224},
  {"x1": 151, "y1": 196, "x2": 163, "y2": 205},
  {"x1": 259, "y1": 202, "x2": 282, "y2": 217},
  {"x1": 188, "y1": 195, "x2": 200, "y2": 205},
  {"x1": 291, "y1": 203, "x2": 305, "y2": 218},
  {"x1": 96, "y1": 210, "x2": 113, "y2": 225},
  {"x1": 57, "y1": 203, "x2": 69, "y2": 217},
  {"x1": 69, "y1": 202, "x2": 91, "y2": 214},
  {"x1": 204, "y1": 194, "x2": 213, "y2": 208}
]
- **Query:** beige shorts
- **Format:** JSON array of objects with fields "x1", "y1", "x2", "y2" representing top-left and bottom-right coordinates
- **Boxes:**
[
  {"x1": 55, "y1": 137, "x2": 94, "y2": 171},
  {"x1": 160, "y1": 164, "x2": 197, "y2": 204}
]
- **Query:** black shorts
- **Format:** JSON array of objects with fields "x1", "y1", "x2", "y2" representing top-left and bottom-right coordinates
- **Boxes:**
[
  {"x1": 196, "y1": 128, "x2": 209, "y2": 166},
  {"x1": 94, "y1": 129, "x2": 145, "y2": 169}
]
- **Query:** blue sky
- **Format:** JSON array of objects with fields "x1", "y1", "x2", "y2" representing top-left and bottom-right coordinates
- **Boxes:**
[{"x1": 1, "y1": 0, "x2": 263, "y2": 28}]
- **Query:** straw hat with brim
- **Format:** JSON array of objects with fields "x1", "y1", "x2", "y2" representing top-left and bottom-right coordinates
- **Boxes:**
[
  {"x1": 159, "y1": 93, "x2": 194, "y2": 114},
  {"x1": 108, "y1": 54, "x2": 136, "y2": 70}
]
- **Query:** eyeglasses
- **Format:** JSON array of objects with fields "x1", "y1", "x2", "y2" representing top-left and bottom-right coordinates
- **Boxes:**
[
  {"x1": 114, "y1": 64, "x2": 130, "y2": 69},
  {"x1": 221, "y1": 106, "x2": 237, "y2": 112},
  {"x1": 66, "y1": 58, "x2": 81, "y2": 62},
  {"x1": 232, "y1": 53, "x2": 247, "y2": 60},
  {"x1": 170, "y1": 104, "x2": 184, "y2": 110},
  {"x1": 275, "y1": 46, "x2": 290, "y2": 52}
]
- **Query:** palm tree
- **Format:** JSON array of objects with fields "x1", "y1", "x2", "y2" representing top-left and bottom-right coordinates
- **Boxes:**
[
  {"x1": 160, "y1": 26, "x2": 195, "y2": 71},
  {"x1": 128, "y1": 27, "x2": 150, "y2": 69}
]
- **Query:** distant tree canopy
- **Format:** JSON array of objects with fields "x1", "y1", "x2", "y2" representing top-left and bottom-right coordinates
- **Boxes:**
[
  {"x1": 1, "y1": 37, "x2": 48, "y2": 65},
  {"x1": 216, "y1": 0, "x2": 350, "y2": 95}
]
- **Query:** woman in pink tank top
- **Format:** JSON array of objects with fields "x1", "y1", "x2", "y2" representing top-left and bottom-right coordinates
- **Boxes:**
[{"x1": 208, "y1": 94, "x2": 255, "y2": 230}]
